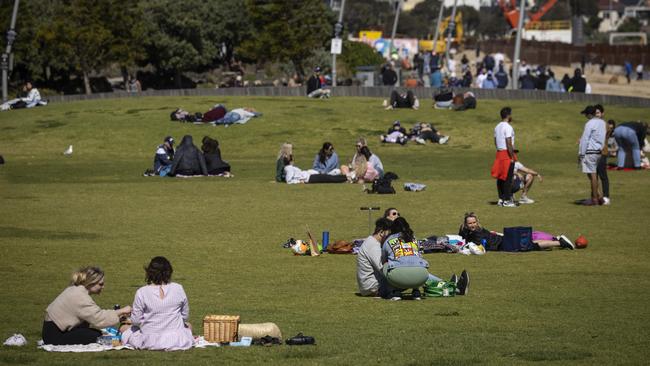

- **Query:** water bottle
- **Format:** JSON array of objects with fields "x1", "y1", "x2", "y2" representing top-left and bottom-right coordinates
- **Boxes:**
[{"x1": 481, "y1": 239, "x2": 487, "y2": 249}]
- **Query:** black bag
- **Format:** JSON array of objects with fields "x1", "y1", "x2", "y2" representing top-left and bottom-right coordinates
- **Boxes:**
[
  {"x1": 370, "y1": 177, "x2": 395, "y2": 194},
  {"x1": 502, "y1": 227, "x2": 533, "y2": 252}
]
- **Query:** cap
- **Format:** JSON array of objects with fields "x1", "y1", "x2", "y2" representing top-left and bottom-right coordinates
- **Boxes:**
[
  {"x1": 314, "y1": 66, "x2": 322, "y2": 73},
  {"x1": 164, "y1": 136, "x2": 174, "y2": 145},
  {"x1": 580, "y1": 105, "x2": 596, "y2": 115},
  {"x1": 393, "y1": 120, "x2": 401, "y2": 126}
]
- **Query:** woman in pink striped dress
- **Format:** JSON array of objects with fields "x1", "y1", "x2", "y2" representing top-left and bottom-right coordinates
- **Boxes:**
[{"x1": 120, "y1": 257, "x2": 195, "y2": 350}]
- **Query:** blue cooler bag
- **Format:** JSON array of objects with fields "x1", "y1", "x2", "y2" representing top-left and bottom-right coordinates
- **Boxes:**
[{"x1": 502, "y1": 227, "x2": 533, "y2": 252}]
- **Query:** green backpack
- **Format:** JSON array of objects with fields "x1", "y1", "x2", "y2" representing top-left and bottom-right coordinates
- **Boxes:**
[{"x1": 423, "y1": 279, "x2": 456, "y2": 297}]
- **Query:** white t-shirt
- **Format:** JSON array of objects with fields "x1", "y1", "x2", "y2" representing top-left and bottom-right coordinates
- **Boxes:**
[
  {"x1": 494, "y1": 121, "x2": 515, "y2": 150},
  {"x1": 513, "y1": 161, "x2": 525, "y2": 173}
]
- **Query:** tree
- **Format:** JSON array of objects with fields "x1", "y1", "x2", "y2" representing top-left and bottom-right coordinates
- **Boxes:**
[
  {"x1": 239, "y1": 0, "x2": 334, "y2": 77},
  {"x1": 344, "y1": 0, "x2": 393, "y2": 36},
  {"x1": 141, "y1": 0, "x2": 251, "y2": 88}
]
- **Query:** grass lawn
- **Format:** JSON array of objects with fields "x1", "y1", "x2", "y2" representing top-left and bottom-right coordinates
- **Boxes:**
[{"x1": 0, "y1": 95, "x2": 648, "y2": 365}]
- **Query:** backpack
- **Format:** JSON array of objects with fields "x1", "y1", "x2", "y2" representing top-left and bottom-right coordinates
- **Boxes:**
[
  {"x1": 370, "y1": 177, "x2": 395, "y2": 194},
  {"x1": 327, "y1": 240, "x2": 354, "y2": 254}
]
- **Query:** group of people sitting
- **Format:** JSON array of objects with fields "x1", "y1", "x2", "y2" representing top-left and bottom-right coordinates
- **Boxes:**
[
  {"x1": 144, "y1": 135, "x2": 232, "y2": 177},
  {"x1": 382, "y1": 88, "x2": 477, "y2": 112},
  {"x1": 43, "y1": 257, "x2": 195, "y2": 350},
  {"x1": 380, "y1": 120, "x2": 450, "y2": 146},
  {"x1": 356, "y1": 208, "x2": 577, "y2": 300},
  {"x1": 275, "y1": 138, "x2": 384, "y2": 184}
]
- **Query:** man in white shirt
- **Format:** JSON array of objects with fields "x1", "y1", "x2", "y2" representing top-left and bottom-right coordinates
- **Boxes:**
[
  {"x1": 491, "y1": 107, "x2": 517, "y2": 207},
  {"x1": 578, "y1": 105, "x2": 607, "y2": 206},
  {"x1": 356, "y1": 218, "x2": 393, "y2": 297}
]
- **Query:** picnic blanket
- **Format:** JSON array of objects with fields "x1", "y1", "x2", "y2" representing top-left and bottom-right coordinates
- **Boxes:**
[{"x1": 38, "y1": 336, "x2": 221, "y2": 352}]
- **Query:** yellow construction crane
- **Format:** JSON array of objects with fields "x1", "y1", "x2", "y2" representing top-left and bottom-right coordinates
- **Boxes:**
[{"x1": 419, "y1": 12, "x2": 463, "y2": 53}]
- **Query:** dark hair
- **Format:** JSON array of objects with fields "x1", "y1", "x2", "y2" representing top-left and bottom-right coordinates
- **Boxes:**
[
  {"x1": 201, "y1": 136, "x2": 219, "y2": 154},
  {"x1": 145, "y1": 256, "x2": 173, "y2": 285},
  {"x1": 390, "y1": 217, "x2": 414, "y2": 242},
  {"x1": 318, "y1": 142, "x2": 333, "y2": 165},
  {"x1": 608, "y1": 119, "x2": 616, "y2": 128},
  {"x1": 383, "y1": 207, "x2": 397, "y2": 218},
  {"x1": 359, "y1": 146, "x2": 372, "y2": 160},
  {"x1": 500, "y1": 107, "x2": 512, "y2": 120},
  {"x1": 594, "y1": 104, "x2": 604, "y2": 113},
  {"x1": 373, "y1": 218, "x2": 393, "y2": 235}
]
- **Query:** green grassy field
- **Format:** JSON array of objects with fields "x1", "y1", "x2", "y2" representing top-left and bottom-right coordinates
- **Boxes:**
[{"x1": 0, "y1": 96, "x2": 648, "y2": 365}]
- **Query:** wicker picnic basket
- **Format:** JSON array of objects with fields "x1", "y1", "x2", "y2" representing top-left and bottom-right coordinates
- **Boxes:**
[{"x1": 203, "y1": 315, "x2": 240, "y2": 343}]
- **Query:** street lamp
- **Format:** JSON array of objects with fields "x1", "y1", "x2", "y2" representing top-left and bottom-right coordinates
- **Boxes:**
[{"x1": 2, "y1": 0, "x2": 20, "y2": 102}]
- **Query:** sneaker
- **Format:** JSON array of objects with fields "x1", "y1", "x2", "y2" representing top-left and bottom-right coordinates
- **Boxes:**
[
  {"x1": 411, "y1": 289, "x2": 422, "y2": 300},
  {"x1": 457, "y1": 270, "x2": 470, "y2": 296},
  {"x1": 449, "y1": 273, "x2": 458, "y2": 285},
  {"x1": 385, "y1": 105, "x2": 393, "y2": 110},
  {"x1": 602, "y1": 197, "x2": 610, "y2": 205},
  {"x1": 558, "y1": 235, "x2": 575, "y2": 250},
  {"x1": 439, "y1": 136, "x2": 450, "y2": 144},
  {"x1": 415, "y1": 137, "x2": 426, "y2": 145},
  {"x1": 389, "y1": 296, "x2": 402, "y2": 301},
  {"x1": 497, "y1": 199, "x2": 504, "y2": 206},
  {"x1": 518, "y1": 196, "x2": 535, "y2": 204},
  {"x1": 501, "y1": 200, "x2": 518, "y2": 208}
]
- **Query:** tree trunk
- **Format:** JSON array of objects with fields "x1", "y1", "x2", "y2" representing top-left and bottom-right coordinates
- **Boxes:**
[
  {"x1": 121, "y1": 66, "x2": 129, "y2": 87},
  {"x1": 174, "y1": 69, "x2": 182, "y2": 89},
  {"x1": 83, "y1": 71, "x2": 92, "y2": 95}
]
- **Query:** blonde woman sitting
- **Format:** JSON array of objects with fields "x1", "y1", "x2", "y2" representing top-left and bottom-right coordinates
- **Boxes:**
[{"x1": 42, "y1": 266, "x2": 131, "y2": 345}]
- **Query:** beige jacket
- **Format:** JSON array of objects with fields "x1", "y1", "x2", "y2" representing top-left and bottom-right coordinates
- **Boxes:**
[{"x1": 45, "y1": 285, "x2": 119, "y2": 331}]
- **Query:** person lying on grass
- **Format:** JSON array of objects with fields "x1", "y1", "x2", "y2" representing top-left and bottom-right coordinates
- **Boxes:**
[
  {"x1": 120, "y1": 257, "x2": 194, "y2": 351},
  {"x1": 43, "y1": 266, "x2": 131, "y2": 345},
  {"x1": 458, "y1": 212, "x2": 575, "y2": 251},
  {"x1": 381, "y1": 216, "x2": 469, "y2": 301}
]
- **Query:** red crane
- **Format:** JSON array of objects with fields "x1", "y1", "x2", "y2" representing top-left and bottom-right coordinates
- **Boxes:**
[{"x1": 498, "y1": 0, "x2": 559, "y2": 29}]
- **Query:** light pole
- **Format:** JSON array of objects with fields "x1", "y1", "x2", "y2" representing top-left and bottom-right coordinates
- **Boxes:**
[
  {"x1": 387, "y1": 0, "x2": 403, "y2": 58},
  {"x1": 511, "y1": 0, "x2": 525, "y2": 90},
  {"x1": 431, "y1": 1, "x2": 445, "y2": 54},
  {"x1": 331, "y1": 0, "x2": 346, "y2": 87},
  {"x1": 2, "y1": 0, "x2": 20, "y2": 102},
  {"x1": 444, "y1": 0, "x2": 458, "y2": 60}
]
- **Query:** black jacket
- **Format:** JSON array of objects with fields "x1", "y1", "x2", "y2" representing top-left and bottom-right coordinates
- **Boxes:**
[
  {"x1": 458, "y1": 227, "x2": 502, "y2": 251},
  {"x1": 204, "y1": 148, "x2": 231, "y2": 175},
  {"x1": 169, "y1": 135, "x2": 208, "y2": 176}
]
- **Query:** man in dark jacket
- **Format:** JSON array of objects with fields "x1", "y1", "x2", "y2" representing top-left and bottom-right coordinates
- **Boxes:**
[
  {"x1": 306, "y1": 67, "x2": 330, "y2": 98},
  {"x1": 495, "y1": 64, "x2": 508, "y2": 88},
  {"x1": 568, "y1": 68, "x2": 586, "y2": 93},
  {"x1": 381, "y1": 63, "x2": 398, "y2": 86},
  {"x1": 169, "y1": 135, "x2": 208, "y2": 176}
]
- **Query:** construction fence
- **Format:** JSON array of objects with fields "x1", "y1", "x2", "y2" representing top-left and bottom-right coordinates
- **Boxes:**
[{"x1": 480, "y1": 40, "x2": 650, "y2": 67}]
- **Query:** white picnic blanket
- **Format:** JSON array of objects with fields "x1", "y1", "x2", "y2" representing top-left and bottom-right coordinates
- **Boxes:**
[{"x1": 38, "y1": 336, "x2": 220, "y2": 352}]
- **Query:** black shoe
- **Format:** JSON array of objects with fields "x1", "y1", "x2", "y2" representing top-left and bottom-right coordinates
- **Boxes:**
[
  {"x1": 411, "y1": 289, "x2": 422, "y2": 300},
  {"x1": 449, "y1": 273, "x2": 458, "y2": 286},
  {"x1": 282, "y1": 238, "x2": 296, "y2": 248},
  {"x1": 285, "y1": 332, "x2": 315, "y2": 345},
  {"x1": 457, "y1": 270, "x2": 470, "y2": 296},
  {"x1": 558, "y1": 235, "x2": 575, "y2": 250}
]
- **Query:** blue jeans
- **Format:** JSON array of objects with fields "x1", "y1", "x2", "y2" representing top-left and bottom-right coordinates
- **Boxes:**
[
  {"x1": 430, "y1": 70, "x2": 442, "y2": 88},
  {"x1": 614, "y1": 126, "x2": 641, "y2": 168}
]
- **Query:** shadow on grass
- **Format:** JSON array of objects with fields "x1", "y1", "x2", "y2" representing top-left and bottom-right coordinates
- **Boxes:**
[
  {"x1": 0, "y1": 226, "x2": 100, "y2": 240},
  {"x1": 505, "y1": 350, "x2": 592, "y2": 362},
  {"x1": 0, "y1": 352, "x2": 37, "y2": 365},
  {"x1": 36, "y1": 120, "x2": 66, "y2": 129}
]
